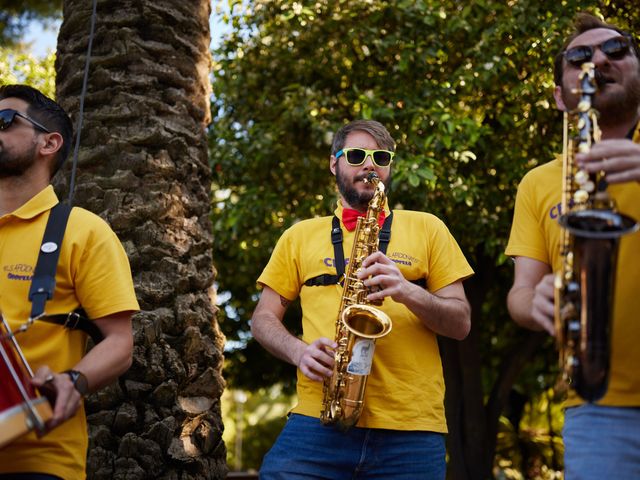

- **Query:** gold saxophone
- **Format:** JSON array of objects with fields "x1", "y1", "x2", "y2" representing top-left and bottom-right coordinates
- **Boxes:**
[
  {"x1": 554, "y1": 62, "x2": 638, "y2": 401},
  {"x1": 320, "y1": 171, "x2": 392, "y2": 430}
]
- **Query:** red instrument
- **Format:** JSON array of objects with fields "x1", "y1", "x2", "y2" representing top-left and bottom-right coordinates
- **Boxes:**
[{"x1": 0, "y1": 323, "x2": 52, "y2": 449}]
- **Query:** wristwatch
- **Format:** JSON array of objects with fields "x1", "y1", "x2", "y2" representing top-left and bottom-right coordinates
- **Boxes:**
[{"x1": 63, "y1": 369, "x2": 89, "y2": 396}]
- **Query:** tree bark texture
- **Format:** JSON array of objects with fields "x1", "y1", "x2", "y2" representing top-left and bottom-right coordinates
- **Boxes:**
[{"x1": 55, "y1": 1, "x2": 227, "y2": 478}]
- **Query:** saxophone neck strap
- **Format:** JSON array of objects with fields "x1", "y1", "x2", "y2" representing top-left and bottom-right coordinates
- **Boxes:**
[
  {"x1": 27, "y1": 202, "x2": 104, "y2": 343},
  {"x1": 378, "y1": 212, "x2": 393, "y2": 249},
  {"x1": 304, "y1": 212, "x2": 394, "y2": 287}
]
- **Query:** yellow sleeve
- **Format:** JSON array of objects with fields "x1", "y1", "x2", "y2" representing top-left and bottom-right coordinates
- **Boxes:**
[
  {"x1": 505, "y1": 173, "x2": 552, "y2": 264},
  {"x1": 257, "y1": 227, "x2": 302, "y2": 301},
  {"x1": 71, "y1": 212, "x2": 139, "y2": 319},
  {"x1": 425, "y1": 215, "x2": 474, "y2": 292}
]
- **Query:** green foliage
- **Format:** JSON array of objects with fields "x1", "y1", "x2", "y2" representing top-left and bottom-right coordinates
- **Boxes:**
[
  {"x1": 0, "y1": 48, "x2": 56, "y2": 97},
  {"x1": 222, "y1": 387, "x2": 294, "y2": 472},
  {"x1": 0, "y1": 1, "x2": 59, "y2": 95},
  {"x1": 495, "y1": 389, "x2": 564, "y2": 479}
]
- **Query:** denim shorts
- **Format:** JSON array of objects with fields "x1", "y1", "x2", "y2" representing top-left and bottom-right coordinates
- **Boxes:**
[
  {"x1": 259, "y1": 414, "x2": 446, "y2": 480},
  {"x1": 563, "y1": 404, "x2": 640, "y2": 479}
]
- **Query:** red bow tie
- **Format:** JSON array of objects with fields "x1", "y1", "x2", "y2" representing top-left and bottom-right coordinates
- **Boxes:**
[{"x1": 342, "y1": 208, "x2": 386, "y2": 232}]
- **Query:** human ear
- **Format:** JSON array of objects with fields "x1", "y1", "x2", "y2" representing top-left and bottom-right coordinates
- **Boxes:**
[
  {"x1": 553, "y1": 85, "x2": 567, "y2": 112},
  {"x1": 330, "y1": 155, "x2": 337, "y2": 176},
  {"x1": 39, "y1": 132, "x2": 64, "y2": 157}
]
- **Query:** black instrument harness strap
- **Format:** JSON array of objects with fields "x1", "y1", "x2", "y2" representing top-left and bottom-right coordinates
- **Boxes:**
[
  {"x1": 28, "y1": 203, "x2": 104, "y2": 343},
  {"x1": 304, "y1": 212, "x2": 427, "y2": 288}
]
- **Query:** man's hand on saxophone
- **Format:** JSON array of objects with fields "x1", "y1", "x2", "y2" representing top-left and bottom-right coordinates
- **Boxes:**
[
  {"x1": 531, "y1": 274, "x2": 557, "y2": 336},
  {"x1": 359, "y1": 250, "x2": 407, "y2": 303},
  {"x1": 577, "y1": 138, "x2": 640, "y2": 184},
  {"x1": 295, "y1": 338, "x2": 336, "y2": 383}
]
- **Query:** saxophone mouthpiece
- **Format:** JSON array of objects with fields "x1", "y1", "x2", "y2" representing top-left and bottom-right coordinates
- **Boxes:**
[
  {"x1": 365, "y1": 172, "x2": 379, "y2": 184},
  {"x1": 594, "y1": 69, "x2": 608, "y2": 89}
]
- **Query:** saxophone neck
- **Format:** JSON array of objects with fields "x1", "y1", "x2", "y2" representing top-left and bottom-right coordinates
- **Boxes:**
[{"x1": 364, "y1": 172, "x2": 386, "y2": 213}]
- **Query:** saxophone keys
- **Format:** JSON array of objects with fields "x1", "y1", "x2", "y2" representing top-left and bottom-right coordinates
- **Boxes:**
[
  {"x1": 577, "y1": 99, "x2": 591, "y2": 112},
  {"x1": 574, "y1": 170, "x2": 589, "y2": 185},
  {"x1": 583, "y1": 181, "x2": 595, "y2": 193},
  {"x1": 565, "y1": 251, "x2": 574, "y2": 269},
  {"x1": 578, "y1": 142, "x2": 590, "y2": 153},
  {"x1": 573, "y1": 189, "x2": 589, "y2": 204}
]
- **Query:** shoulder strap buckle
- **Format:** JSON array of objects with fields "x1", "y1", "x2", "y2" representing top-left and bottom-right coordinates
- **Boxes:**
[{"x1": 63, "y1": 311, "x2": 82, "y2": 330}]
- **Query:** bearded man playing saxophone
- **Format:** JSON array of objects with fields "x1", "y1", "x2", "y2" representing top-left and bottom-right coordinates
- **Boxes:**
[
  {"x1": 506, "y1": 12, "x2": 640, "y2": 479},
  {"x1": 251, "y1": 119, "x2": 473, "y2": 479}
]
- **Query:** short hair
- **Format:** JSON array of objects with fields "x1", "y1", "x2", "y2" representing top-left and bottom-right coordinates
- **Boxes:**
[
  {"x1": 553, "y1": 12, "x2": 640, "y2": 86},
  {"x1": 331, "y1": 119, "x2": 395, "y2": 156},
  {"x1": 0, "y1": 84, "x2": 73, "y2": 177}
]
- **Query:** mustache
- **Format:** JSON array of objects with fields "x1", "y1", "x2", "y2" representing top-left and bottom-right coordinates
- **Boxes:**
[{"x1": 594, "y1": 70, "x2": 610, "y2": 88}]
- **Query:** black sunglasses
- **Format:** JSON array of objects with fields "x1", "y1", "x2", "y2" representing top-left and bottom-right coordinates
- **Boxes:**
[
  {"x1": 0, "y1": 109, "x2": 51, "y2": 133},
  {"x1": 564, "y1": 36, "x2": 632, "y2": 67},
  {"x1": 335, "y1": 148, "x2": 395, "y2": 167}
]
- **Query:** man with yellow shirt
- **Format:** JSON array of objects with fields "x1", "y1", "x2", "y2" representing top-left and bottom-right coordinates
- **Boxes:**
[
  {"x1": 506, "y1": 13, "x2": 640, "y2": 479},
  {"x1": 0, "y1": 84, "x2": 139, "y2": 479},
  {"x1": 252, "y1": 119, "x2": 473, "y2": 479}
]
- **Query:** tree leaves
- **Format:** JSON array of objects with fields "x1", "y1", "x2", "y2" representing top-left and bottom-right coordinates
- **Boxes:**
[
  {"x1": 0, "y1": 48, "x2": 56, "y2": 97},
  {"x1": 210, "y1": 0, "x2": 639, "y2": 398}
]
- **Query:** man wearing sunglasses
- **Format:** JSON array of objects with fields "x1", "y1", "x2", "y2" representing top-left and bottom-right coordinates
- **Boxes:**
[
  {"x1": 252, "y1": 119, "x2": 473, "y2": 479},
  {"x1": 0, "y1": 84, "x2": 139, "y2": 480},
  {"x1": 506, "y1": 13, "x2": 640, "y2": 479}
]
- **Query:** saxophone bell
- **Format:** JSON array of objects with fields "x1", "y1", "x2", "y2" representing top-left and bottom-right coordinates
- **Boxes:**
[
  {"x1": 557, "y1": 209, "x2": 637, "y2": 401},
  {"x1": 328, "y1": 305, "x2": 392, "y2": 430}
]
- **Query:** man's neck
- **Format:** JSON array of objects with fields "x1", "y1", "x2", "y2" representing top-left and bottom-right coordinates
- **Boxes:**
[
  {"x1": 339, "y1": 195, "x2": 370, "y2": 213},
  {"x1": 599, "y1": 109, "x2": 640, "y2": 140},
  {"x1": 0, "y1": 175, "x2": 50, "y2": 217}
]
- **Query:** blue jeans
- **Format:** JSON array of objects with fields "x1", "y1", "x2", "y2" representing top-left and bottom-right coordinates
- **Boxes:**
[
  {"x1": 563, "y1": 404, "x2": 640, "y2": 479},
  {"x1": 259, "y1": 414, "x2": 446, "y2": 479}
]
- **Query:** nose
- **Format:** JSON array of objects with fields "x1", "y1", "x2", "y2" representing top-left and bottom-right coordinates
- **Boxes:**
[
  {"x1": 362, "y1": 154, "x2": 375, "y2": 170},
  {"x1": 590, "y1": 45, "x2": 610, "y2": 66}
]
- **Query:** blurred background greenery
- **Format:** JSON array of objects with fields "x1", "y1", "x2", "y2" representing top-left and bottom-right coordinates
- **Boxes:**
[{"x1": 4, "y1": 1, "x2": 638, "y2": 477}]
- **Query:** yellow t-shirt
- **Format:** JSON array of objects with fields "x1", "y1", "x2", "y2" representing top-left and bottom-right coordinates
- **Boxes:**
[
  {"x1": 258, "y1": 202, "x2": 473, "y2": 432},
  {"x1": 0, "y1": 186, "x2": 140, "y2": 479},
  {"x1": 506, "y1": 128, "x2": 640, "y2": 406}
]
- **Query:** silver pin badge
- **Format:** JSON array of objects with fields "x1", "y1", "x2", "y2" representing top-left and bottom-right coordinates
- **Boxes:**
[{"x1": 41, "y1": 242, "x2": 58, "y2": 253}]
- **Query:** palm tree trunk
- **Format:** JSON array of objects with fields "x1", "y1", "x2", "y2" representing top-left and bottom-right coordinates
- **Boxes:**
[{"x1": 55, "y1": 1, "x2": 227, "y2": 478}]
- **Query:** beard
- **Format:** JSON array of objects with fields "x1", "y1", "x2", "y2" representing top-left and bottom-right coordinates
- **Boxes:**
[
  {"x1": 335, "y1": 162, "x2": 392, "y2": 211},
  {"x1": 0, "y1": 141, "x2": 38, "y2": 178},
  {"x1": 562, "y1": 69, "x2": 640, "y2": 123},
  {"x1": 595, "y1": 70, "x2": 640, "y2": 122}
]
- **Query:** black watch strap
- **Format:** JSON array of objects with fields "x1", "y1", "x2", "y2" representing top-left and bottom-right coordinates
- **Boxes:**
[{"x1": 63, "y1": 369, "x2": 89, "y2": 396}]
